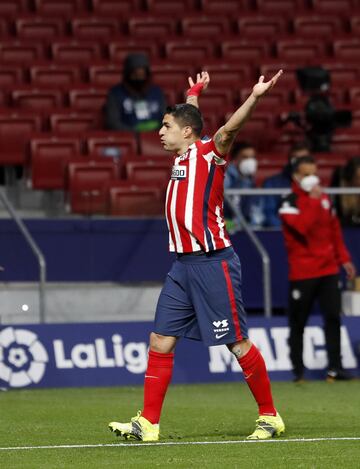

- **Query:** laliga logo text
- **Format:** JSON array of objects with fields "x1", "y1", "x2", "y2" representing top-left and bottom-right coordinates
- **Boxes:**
[{"x1": 0, "y1": 327, "x2": 48, "y2": 388}]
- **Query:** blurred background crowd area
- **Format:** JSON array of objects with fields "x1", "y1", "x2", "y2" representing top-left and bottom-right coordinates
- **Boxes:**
[{"x1": 0, "y1": 0, "x2": 359, "y2": 223}]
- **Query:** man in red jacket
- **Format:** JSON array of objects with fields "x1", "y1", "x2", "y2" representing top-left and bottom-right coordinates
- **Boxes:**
[{"x1": 279, "y1": 155, "x2": 356, "y2": 382}]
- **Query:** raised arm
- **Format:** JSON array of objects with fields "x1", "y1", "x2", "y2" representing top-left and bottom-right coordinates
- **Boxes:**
[
  {"x1": 213, "y1": 70, "x2": 283, "y2": 156},
  {"x1": 185, "y1": 71, "x2": 210, "y2": 108}
]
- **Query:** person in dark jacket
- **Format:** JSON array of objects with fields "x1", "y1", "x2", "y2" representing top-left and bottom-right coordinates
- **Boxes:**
[
  {"x1": 224, "y1": 141, "x2": 264, "y2": 227},
  {"x1": 331, "y1": 156, "x2": 360, "y2": 226},
  {"x1": 262, "y1": 142, "x2": 311, "y2": 227},
  {"x1": 279, "y1": 155, "x2": 356, "y2": 382},
  {"x1": 104, "y1": 53, "x2": 166, "y2": 132}
]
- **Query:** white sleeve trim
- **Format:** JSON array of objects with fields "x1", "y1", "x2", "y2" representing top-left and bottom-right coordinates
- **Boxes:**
[{"x1": 279, "y1": 206, "x2": 300, "y2": 215}]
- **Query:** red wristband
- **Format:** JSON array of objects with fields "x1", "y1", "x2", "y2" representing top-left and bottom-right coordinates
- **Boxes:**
[{"x1": 186, "y1": 82, "x2": 204, "y2": 97}]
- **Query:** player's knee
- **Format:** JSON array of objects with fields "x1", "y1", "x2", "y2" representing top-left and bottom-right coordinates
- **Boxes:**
[
  {"x1": 227, "y1": 339, "x2": 252, "y2": 359},
  {"x1": 149, "y1": 332, "x2": 177, "y2": 354}
]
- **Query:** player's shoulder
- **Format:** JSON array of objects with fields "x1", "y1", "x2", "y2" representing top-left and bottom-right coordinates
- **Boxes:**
[
  {"x1": 197, "y1": 136, "x2": 227, "y2": 165},
  {"x1": 279, "y1": 192, "x2": 299, "y2": 214}
]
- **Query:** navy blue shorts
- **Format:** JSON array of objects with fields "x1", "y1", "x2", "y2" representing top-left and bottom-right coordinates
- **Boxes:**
[{"x1": 154, "y1": 247, "x2": 248, "y2": 346}]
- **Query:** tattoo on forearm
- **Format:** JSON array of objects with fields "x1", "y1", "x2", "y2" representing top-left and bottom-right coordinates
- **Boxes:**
[{"x1": 214, "y1": 132, "x2": 223, "y2": 146}]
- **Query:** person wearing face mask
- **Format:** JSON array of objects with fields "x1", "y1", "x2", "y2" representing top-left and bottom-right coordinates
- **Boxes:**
[
  {"x1": 224, "y1": 141, "x2": 264, "y2": 227},
  {"x1": 104, "y1": 53, "x2": 166, "y2": 132},
  {"x1": 262, "y1": 142, "x2": 312, "y2": 228},
  {"x1": 279, "y1": 156, "x2": 357, "y2": 383}
]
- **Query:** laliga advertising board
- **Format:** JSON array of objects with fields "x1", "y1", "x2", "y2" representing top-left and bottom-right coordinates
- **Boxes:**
[{"x1": 0, "y1": 317, "x2": 359, "y2": 389}]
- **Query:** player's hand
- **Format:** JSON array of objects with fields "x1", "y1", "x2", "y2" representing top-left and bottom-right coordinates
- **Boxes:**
[
  {"x1": 187, "y1": 71, "x2": 210, "y2": 96},
  {"x1": 252, "y1": 70, "x2": 283, "y2": 99},
  {"x1": 309, "y1": 185, "x2": 322, "y2": 199},
  {"x1": 342, "y1": 261, "x2": 357, "y2": 280}
]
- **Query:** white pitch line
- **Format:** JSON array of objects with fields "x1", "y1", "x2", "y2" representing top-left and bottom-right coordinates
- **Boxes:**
[{"x1": 1, "y1": 437, "x2": 360, "y2": 451}]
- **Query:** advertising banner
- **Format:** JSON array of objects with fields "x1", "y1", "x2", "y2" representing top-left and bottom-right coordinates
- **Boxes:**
[{"x1": 0, "y1": 317, "x2": 359, "y2": 389}]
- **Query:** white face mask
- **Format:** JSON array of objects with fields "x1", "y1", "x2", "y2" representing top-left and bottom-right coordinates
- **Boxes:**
[
  {"x1": 238, "y1": 158, "x2": 257, "y2": 176},
  {"x1": 299, "y1": 174, "x2": 320, "y2": 192}
]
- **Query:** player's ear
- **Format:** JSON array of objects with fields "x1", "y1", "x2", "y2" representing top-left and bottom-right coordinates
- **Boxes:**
[{"x1": 183, "y1": 126, "x2": 192, "y2": 138}]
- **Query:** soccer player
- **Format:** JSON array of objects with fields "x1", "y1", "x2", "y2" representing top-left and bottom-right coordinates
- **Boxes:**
[{"x1": 109, "y1": 69, "x2": 285, "y2": 441}]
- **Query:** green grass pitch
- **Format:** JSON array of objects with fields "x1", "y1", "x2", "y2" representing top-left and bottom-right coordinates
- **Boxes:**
[{"x1": 0, "y1": 381, "x2": 360, "y2": 468}]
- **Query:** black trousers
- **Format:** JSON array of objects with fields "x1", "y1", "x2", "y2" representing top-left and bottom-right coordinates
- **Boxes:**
[{"x1": 288, "y1": 274, "x2": 342, "y2": 376}]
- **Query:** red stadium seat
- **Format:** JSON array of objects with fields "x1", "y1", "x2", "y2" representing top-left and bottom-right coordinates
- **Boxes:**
[
  {"x1": 70, "y1": 16, "x2": 120, "y2": 40},
  {"x1": 128, "y1": 16, "x2": 177, "y2": 38},
  {"x1": 30, "y1": 135, "x2": 82, "y2": 189},
  {"x1": 310, "y1": 0, "x2": 355, "y2": 13},
  {"x1": 0, "y1": 67, "x2": 24, "y2": 87},
  {"x1": 67, "y1": 87, "x2": 107, "y2": 111},
  {"x1": 87, "y1": 64, "x2": 122, "y2": 87},
  {"x1": 257, "y1": 152, "x2": 288, "y2": 166},
  {"x1": 333, "y1": 40, "x2": 360, "y2": 60},
  {"x1": 225, "y1": 111, "x2": 277, "y2": 151},
  {"x1": 0, "y1": 90, "x2": 9, "y2": 107},
  {"x1": 0, "y1": 41, "x2": 45, "y2": 63},
  {"x1": 33, "y1": 0, "x2": 87, "y2": 16},
  {"x1": 0, "y1": 18, "x2": 10, "y2": 37},
  {"x1": 0, "y1": 0, "x2": 29, "y2": 17},
  {"x1": 292, "y1": 16, "x2": 344, "y2": 37},
  {"x1": 331, "y1": 134, "x2": 360, "y2": 155},
  {"x1": 91, "y1": 0, "x2": 142, "y2": 15},
  {"x1": 351, "y1": 109, "x2": 360, "y2": 130},
  {"x1": 0, "y1": 111, "x2": 43, "y2": 165},
  {"x1": 349, "y1": 16, "x2": 360, "y2": 35},
  {"x1": 163, "y1": 89, "x2": 179, "y2": 106},
  {"x1": 51, "y1": 41, "x2": 102, "y2": 63},
  {"x1": 259, "y1": 61, "x2": 299, "y2": 88},
  {"x1": 15, "y1": 16, "x2": 65, "y2": 39},
  {"x1": 68, "y1": 160, "x2": 118, "y2": 214},
  {"x1": 139, "y1": 131, "x2": 169, "y2": 157},
  {"x1": 240, "y1": 87, "x2": 291, "y2": 109},
  {"x1": 85, "y1": 131, "x2": 138, "y2": 159},
  {"x1": 151, "y1": 63, "x2": 192, "y2": 90},
  {"x1": 49, "y1": 111, "x2": 99, "y2": 133},
  {"x1": 201, "y1": 62, "x2": 252, "y2": 88},
  {"x1": 145, "y1": 0, "x2": 197, "y2": 13},
  {"x1": 108, "y1": 41, "x2": 159, "y2": 62},
  {"x1": 348, "y1": 88, "x2": 360, "y2": 106},
  {"x1": 180, "y1": 16, "x2": 231, "y2": 38},
  {"x1": 109, "y1": 181, "x2": 163, "y2": 216},
  {"x1": 255, "y1": 0, "x2": 305, "y2": 14},
  {"x1": 200, "y1": 0, "x2": 251, "y2": 14},
  {"x1": 165, "y1": 41, "x2": 215, "y2": 61},
  {"x1": 29, "y1": 63, "x2": 82, "y2": 87},
  {"x1": 221, "y1": 40, "x2": 271, "y2": 61},
  {"x1": 321, "y1": 60, "x2": 359, "y2": 87},
  {"x1": 125, "y1": 158, "x2": 171, "y2": 183},
  {"x1": 191, "y1": 89, "x2": 234, "y2": 113},
  {"x1": 237, "y1": 15, "x2": 287, "y2": 37},
  {"x1": 202, "y1": 114, "x2": 220, "y2": 136},
  {"x1": 316, "y1": 166, "x2": 335, "y2": 186},
  {"x1": 276, "y1": 40, "x2": 328, "y2": 61},
  {"x1": 11, "y1": 88, "x2": 64, "y2": 110}
]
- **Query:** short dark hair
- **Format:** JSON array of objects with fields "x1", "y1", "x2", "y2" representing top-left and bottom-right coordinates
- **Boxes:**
[
  {"x1": 165, "y1": 104, "x2": 203, "y2": 137},
  {"x1": 342, "y1": 156, "x2": 360, "y2": 183},
  {"x1": 288, "y1": 141, "x2": 311, "y2": 159},
  {"x1": 291, "y1": 155, "x2": 316, "y2": 174},
  {"x1": 230, "y1": 141, "x2": 255, "y2": 160}
]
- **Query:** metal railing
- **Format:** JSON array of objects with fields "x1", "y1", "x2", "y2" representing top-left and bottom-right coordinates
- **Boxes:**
[
  {"x1": 0, "y1": 189, "x2": 47, "y2": 323},
  {"x1": 225, "y1": 187, "x2": 360, "y2": 318}
]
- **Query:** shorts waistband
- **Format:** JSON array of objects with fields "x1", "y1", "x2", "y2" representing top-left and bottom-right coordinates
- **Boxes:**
[{"x1": 176, "y1": 247, "x2": 234, "y2": 263}]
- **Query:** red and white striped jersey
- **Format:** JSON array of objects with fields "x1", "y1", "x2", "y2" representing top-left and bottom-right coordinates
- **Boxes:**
[{"x1": 165, "y1": 138, "x2": 232, "y2": 253}]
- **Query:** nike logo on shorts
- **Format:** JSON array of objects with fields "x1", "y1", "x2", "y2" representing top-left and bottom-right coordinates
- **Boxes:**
[{"x1": 215, "y1": 332, "x2": 228, "y2": 339}]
